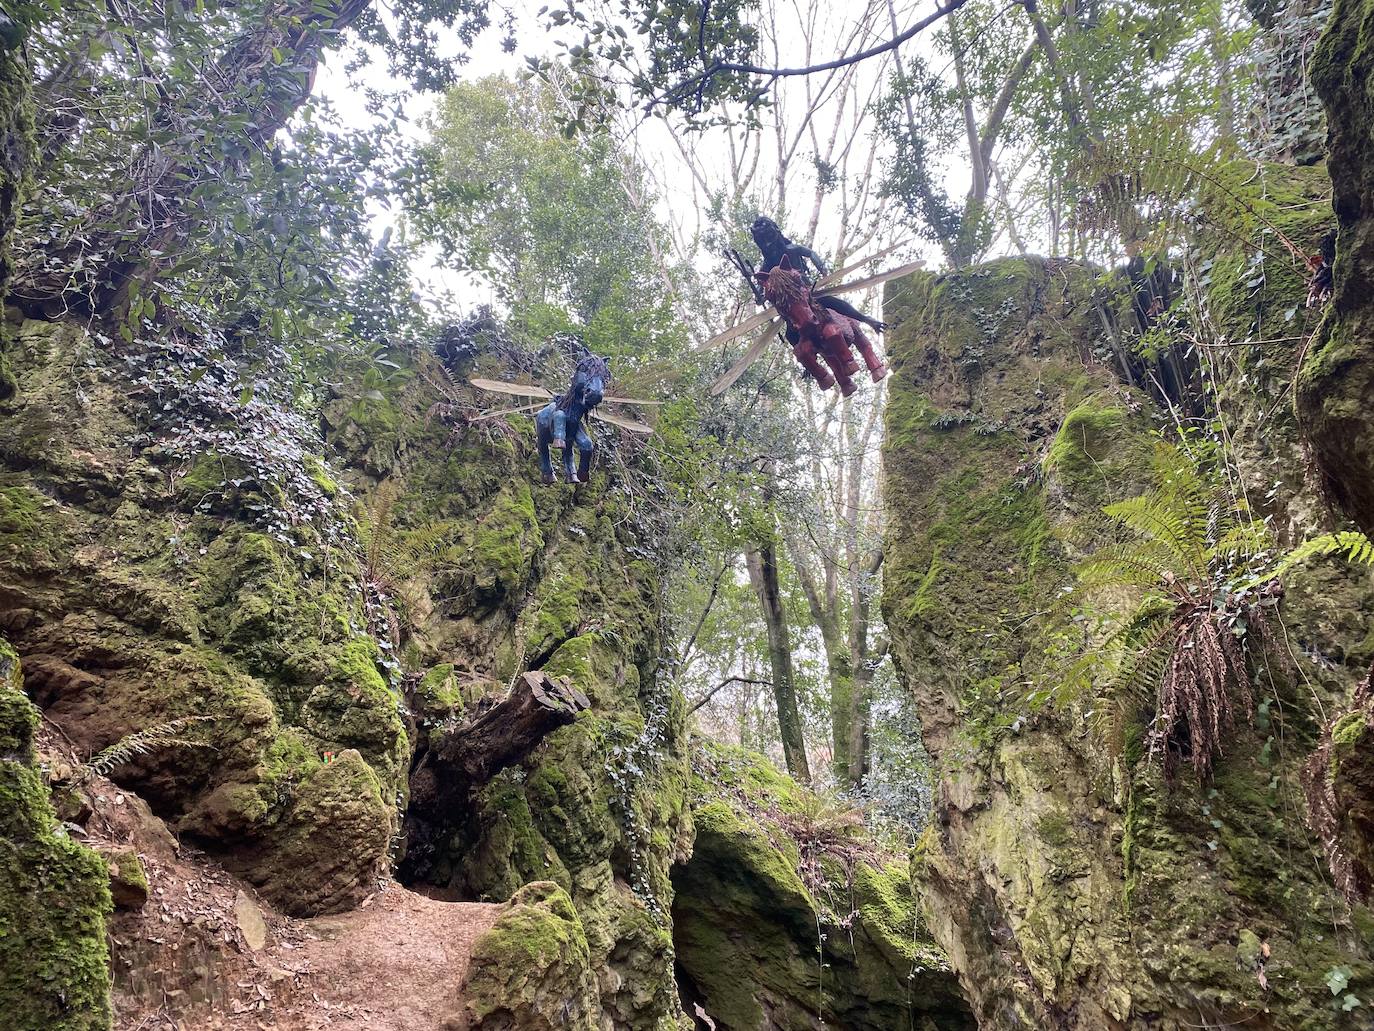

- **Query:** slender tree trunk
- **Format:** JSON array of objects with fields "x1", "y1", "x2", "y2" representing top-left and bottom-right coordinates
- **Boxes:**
[
  {"x1": 1, "y1": 17, "x2": 35, "y2": 398},
  {"x1": 746, "y1": 543, "x2": 811, "y2": 784},
  {"x1": 1208, "y1": 9, "x2": 1238, "y2": 141}
]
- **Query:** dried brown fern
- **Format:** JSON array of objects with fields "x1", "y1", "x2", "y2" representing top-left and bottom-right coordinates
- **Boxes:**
[{"x1": 1303, "y1": 663, "x2": 1374, "y2": 900}]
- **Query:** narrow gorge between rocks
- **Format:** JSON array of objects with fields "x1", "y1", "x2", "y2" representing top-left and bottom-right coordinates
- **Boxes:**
[{"x1": 5, "y1": 1, "x2": 1374, "y2": 1030}]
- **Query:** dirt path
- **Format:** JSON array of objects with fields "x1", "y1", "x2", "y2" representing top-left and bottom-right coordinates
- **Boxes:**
[
  {"x1": 277, "y1": 883, "x2": 502, "y2": 1031},
  {"x1": 111, "y1": 848, "x2": 502, "y2": 1031},
  {"x1": 39, "y1": 727, "x2": 504, "y2": 1031}
]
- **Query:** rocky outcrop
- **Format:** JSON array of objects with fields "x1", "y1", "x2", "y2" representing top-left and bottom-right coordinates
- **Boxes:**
[
  {"x1": 1301, "y1": 0, "x2": 1374, "y2": 534},
  {"x1": 0, "y1": 305, "x2": 693, "y2": 1025},
  {"x1": 882, "y1": 250, "x2": 1374, "y2": 1028},
  {"x1": 671, "y1": 743, "x2": 972, "y2": 1031},
  {"x1": 0, "y1": 640, "x2": 112, "y2": 1030},
  {"x1": 1304, "y1": 666, "x2": 1374, "y2": 900},
  {"x1": 0, "y1": 318, "x2": 405, "y2": 917},
  {"x1": 460, "y1": 881, "x2": 602, "y2": 1030}
]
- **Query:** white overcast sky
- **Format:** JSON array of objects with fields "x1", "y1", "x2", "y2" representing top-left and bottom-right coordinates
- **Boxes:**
[{"x1": 312, "y1": 1, "x2": 962, "y2": 313}]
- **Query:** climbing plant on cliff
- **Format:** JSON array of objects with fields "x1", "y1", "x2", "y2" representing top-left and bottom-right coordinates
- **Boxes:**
[{"x1": 1037, "y1": 437, "x2": 1284, "y2": 779}]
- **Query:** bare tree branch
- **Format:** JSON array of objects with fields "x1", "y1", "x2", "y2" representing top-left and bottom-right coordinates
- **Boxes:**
[
  {"x1": 647, "y1": 0, "x2": 970, "y2": 115},
  {"x1": 688, "y1": 676, "x2": 774, "y2": 715}
]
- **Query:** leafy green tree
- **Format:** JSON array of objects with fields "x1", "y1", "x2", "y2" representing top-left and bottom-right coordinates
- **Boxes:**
[
  {"x1": 415, "y1": 74, "x2": 686, "y2": 359},
  {"x1": 877, "y1": 0, "x2": 1257, "y2": 263}
]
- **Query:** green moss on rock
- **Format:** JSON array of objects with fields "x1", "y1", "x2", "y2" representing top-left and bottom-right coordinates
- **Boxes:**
[
  {"x1": 673, "y1": 741, "x2": 971, "y2": 1030},
  {"x1": 0, "y1": 483, "x2": 68, "y2": 570},
  {"x1": 1301, "y1": 0, "x2": 1374, "y2": 533},
  {"x1": 461, "y1": 881, "x2": 600, "y2": 1030},
  {"x1": 882, "y1": 247, "x2": 1374, "y2": 1029},
  {"x1": 101, "y1": 846, "x2": 149, "y2": 910},
  {"x1": 233, "y1": 749, "x2": 393, "y2": 916},
  {"x1": 0, "y1": 647, "x2": 112, "y2": 1030},
  {"x1": 471, "y1": 483, "x2": 542, "y2": 597}
]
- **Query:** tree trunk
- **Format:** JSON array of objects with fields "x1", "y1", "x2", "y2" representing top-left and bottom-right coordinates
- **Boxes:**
[
  {"x1": 1, "y1": 16, "x2": 35, "y2": 398},
  {"x1": 746, "y1": 543, "x2": 811, "y2": 784},
  {"x1": 19, "y1": 0, "x2": 372, "y2": 316},
  {"x1": 401, "y1": 672, "x2": 590, "y2": 880}
]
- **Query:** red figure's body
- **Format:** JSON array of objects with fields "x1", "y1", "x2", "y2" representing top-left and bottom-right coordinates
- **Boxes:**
[{"x1": 757, "y1": 256, "x2": 888, "y2": 397}]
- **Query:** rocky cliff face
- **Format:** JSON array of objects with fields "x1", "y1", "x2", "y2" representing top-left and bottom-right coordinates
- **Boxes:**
[
  {"x1": 0, "y1": 306, "x2": 694, "y2": 1026},
  {"x1": 1302, "y1": 0, "x2": 1374, "y2": 535},
  {"x1": 0, "y1": 295, "x2": 955, "y2": 1028},
  {"x1": 0, "y1": 30, "x2": 114, "y2": 1031},
  {"x1": 672, "y1": 742, "x2": 972, "y2": 1031},
  {"x1": 881, "y1": 239, "x2": 1374, "y2": 1028}
]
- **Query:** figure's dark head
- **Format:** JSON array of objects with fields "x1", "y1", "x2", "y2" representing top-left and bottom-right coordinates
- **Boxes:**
[
  {"x1": 751, "y1": 216, "x2": 783, "y2": 247},
  {"x1": 571, "y1": 353, "x2": 610, "y2": 409}
]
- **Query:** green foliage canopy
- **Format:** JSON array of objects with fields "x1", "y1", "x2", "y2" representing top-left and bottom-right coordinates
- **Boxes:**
[{"x1": 414, "y1": 74, "x2": 686, "y2": 359}]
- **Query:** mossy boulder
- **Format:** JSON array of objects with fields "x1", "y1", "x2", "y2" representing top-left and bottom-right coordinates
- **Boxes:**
[
  {"x1": 100, "y1": 846, "x2": 149, "y2": 910},
  {"x1": 460, "y1": 881, "x2": 601, "y2": 1030},
  {"x1": 671, "y1": 742, "x2": 972, "y2": 1031},
  {"x1": 0, "y1": 643, "x2": 112, "y2": 1031},
  {"x1": 231, "y1": 748, "x2": 393, "y2": 915}
]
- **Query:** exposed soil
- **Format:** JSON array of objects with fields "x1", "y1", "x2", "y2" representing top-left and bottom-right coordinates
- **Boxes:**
[
  {"x1": 279, "y1": 884, "x2": 502, "y2": 1031},
  {"x1": 39, "y1": 725, "x2": 503, "y2": 1031}
]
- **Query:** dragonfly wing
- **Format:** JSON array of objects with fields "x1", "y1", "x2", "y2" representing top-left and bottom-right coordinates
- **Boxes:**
[
  {"x1": 469, "y1": 377, "x2": 555, "y2": 399},
  {"x1": 593, "y1": 410, "x2": 654, "y2": 434},
  {"x1": 602, "y1": 396, "x2": 664, "y2": 406},
  {"x1": 816, "y1": 260, "x2": 927, "y2": 298},
  {"x1": 815, "y1": 241, "x2": 906, "y2": 289},
  {"x1": 696, "y1": 305, "x2": 780, "y2": 353},
  {"x1": 709, "y1": 319, "x2": 781, "y2": 396},
  {"x1": 472, "y1": 401, "x2": 546, "y2": 421}
]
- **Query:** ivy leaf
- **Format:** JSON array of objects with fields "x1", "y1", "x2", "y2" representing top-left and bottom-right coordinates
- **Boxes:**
[{"x1": 1326, "y1": 966, "x2": 1352, "y2": 996}]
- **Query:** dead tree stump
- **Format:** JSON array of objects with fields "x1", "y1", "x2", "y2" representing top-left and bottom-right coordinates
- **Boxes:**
[{"x1": 401, "y1": 671, "x2": 591, "y2": 883}]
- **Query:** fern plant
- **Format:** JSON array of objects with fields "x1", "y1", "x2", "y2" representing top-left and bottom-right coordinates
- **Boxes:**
[
  {"x1": 1035, "y1": 440, "x2": 1281, "y2": 779},
  {"x1": 1070, "y1": 120, "x2": 1319, "y2": 272},
  {"x1": 1260, "y1": 530, "x2": 1374, "y2": 584},
  {"x1": 354, "y1": 480, "x2": 469, "y2": 643},
  {"x1": 78, "y1": 716, "x2": 215, "y2": 781}
]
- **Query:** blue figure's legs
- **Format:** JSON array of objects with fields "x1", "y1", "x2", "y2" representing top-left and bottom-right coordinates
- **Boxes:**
[
  {"x1": 535, "y1": 404, "x2": 593, "y2": 484},
  {"x1": 560, "y1": 421, "x2": 594, "y2": 483},
  {"x1": 535, "y1": 403, "x2": 557, "y2": 484},
  {"x1": 538, "y1": 438, "x2": 554, "y2": 483},
  {"x1": 574, "y1": 424, "x2": 594, "y2": 481}
]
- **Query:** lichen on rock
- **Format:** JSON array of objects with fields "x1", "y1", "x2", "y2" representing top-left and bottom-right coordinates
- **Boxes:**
[
  {"x1": 0, "y1": 639, "x2": 113, "y2": 1031},
  {"x1": 882, "y1": 252, "x2": 1374, "y2": 1029}
]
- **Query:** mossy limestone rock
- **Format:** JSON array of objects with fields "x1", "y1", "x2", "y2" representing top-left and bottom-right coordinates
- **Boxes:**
[
  {"x1": 0, "y1": 642, "x2": 113, "y2": 1031},
  {"x1": 460, "y1": 881, "x2": 600, "y2": 1030},
  {"x1": 672, "y1": 743, "x2": 972, "y2": 1031},
  {"x1": 882, "y1": 257, "x2": 1374, "y2": 1028},
  {"x1": 0, "y1": 319, "x2": 406, "y2": 918},
  {"x1": 1302, "y1": 0, "x2": 1374, "y2": 533}
]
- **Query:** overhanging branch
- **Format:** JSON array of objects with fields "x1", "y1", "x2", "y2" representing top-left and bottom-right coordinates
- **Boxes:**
[{"x1": 649, "y1": 0, "x2": 970, "y2": 115}]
